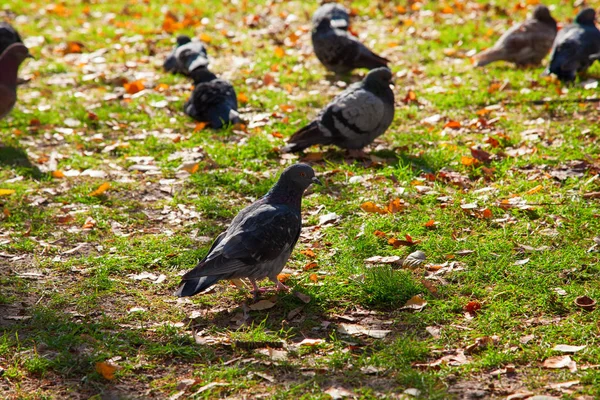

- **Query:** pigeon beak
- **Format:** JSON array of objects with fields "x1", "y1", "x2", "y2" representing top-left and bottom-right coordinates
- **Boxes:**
[
  {"x1": 311, "y1": 176, "x2": 322, "y2": 185},
  {"x1": 26, "y1": 52, "x2": 35, "y2": 60}
]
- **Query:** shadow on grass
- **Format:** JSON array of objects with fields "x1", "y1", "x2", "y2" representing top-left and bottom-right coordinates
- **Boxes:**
[{"x1": 0, "y1": 144, "x2": 44, "y2": 179}]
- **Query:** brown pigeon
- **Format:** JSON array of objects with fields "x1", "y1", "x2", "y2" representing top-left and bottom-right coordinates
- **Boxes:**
[
  {"x1": 474, "y1": 5, "x2": 557, "y2": 67},
  {"x1": 0, "y1": 43, "x2": 32, "y2": 120}
]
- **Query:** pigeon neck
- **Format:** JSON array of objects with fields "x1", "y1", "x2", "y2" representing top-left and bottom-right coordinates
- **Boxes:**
[
  {"x1": 0, "y1": 57, "x2": 20, "y2": 86},
  {"x1": 265, "y1": 180, "x2": 304, "y2": 210}
]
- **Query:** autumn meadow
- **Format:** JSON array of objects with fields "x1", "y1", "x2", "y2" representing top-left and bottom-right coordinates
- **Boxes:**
[{"x1": 1, "y1": 0, "x2": 600, "y2": 399}]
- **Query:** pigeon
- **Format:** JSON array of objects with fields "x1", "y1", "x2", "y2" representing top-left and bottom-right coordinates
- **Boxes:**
[
  {"x1": 163, "y1": 35, "x2": 209, "y2": 78},
  {"x1": 546, "y1": 8, "x2": 600, "y2": 82},
  {"x1": 0, "y1": 43, "x2": 32, "y2": 120},
  {"x1": 184, "y1": 70, "x2": 241, "y2": 129},
  {"x1": 0, "y1": 22, "x2": 23, "y2": 56},
  {"x1": 282, "y1": 67, "x2": 394, "y2": 153},
  {"x1": 312, "y1": 2, "x2": 350, "y2": 30},
  {"x1": 174, "y1": 163, "x2": 321, "y2": 298},
  {"x1": 474, "y1": 5, "x2": 557, "y2": 67},
  {"x1": 312, "y1": 17, "x2": 389, "y2": 74}
]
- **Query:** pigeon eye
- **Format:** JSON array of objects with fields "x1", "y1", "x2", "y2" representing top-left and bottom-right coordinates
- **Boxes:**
[{"x1": 300, "y1": 172, "x2": 306, "y2": 177}]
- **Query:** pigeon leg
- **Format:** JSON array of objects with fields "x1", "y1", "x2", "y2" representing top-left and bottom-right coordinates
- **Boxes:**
[
  {"x1": 346, "y1": 148, "x2": 370, "y2": 159},
  {"x1": 250, "y1": 279, "x2": 269, "y2": 300},
  {"x1": 270, "y1": 277, "x2": 289, "y2": 292}
]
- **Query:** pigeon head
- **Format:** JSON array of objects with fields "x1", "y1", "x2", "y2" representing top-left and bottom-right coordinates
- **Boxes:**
[
  {"x1": 279, "y1": 163, "x2": 321, "y2": 191},
  {"x1": 575, "y1": 8, "x2": 596, "y2": 25},
  {"x1": 363, "y1": 67, "x2": 393, "y2": 91},
  {"x1": 315, "y1": 17, "x2": 333, "y2": 32},
  {"x1": 532, "y1": 5, "x2": 556, "y2": 26},
  {"x1": 267, "y1": 163, "x2": 320, "y2": 204},
  {"x1": 176, "y1": 35, "x2": 192, "y2": 46},
  {"x1": 1, "y1": 43, "x2": 32, "y2": 64}
]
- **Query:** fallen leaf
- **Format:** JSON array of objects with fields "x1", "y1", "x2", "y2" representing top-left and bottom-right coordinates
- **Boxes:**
[
  {"x1": 403, "y1": 250, "x2": 426, "y2": 268},
  {"x1": 248, "y1": 299, "x2": 276, "y2": 311},
  {"x1": 543, "y1": 355, "x2": 576, "y2": 372},
  {"x1": 324, "y1": 386, "x2": 355, "y2": 399},
  {"x1": 0, "y1": 189, "x2": 16, "y2": 196},
  {"x1": 365, "y1": 255, "x2": 401, "y2": 264},
  {"x1": 464, "y1": 300, "x2": 482, "y2": 313},
  {"x1": 95, "y1": 361, "x2": 120, "y2": 380},
  {"x1": 90, "y1": 182, "x2": 110, "y2": 196},
  {"x1": 82, "y1": 216, "x2": 96, "y2": 230},
  {"x1": 52, "y1": 170, "x2": 65, "y2": 178},
  {"x1": 124, "y1": 80, "x2": 145, "y2": 95},
  {"x1": 401, "y1": 295, "x2": 427, "y2": 312},
  {"x1": 552, "y1": 344, "x2": 586, "y2": 353},
  {"x1": 361, "y1": 201, "x2": 387, "y2": 214},
  {"x1": 293, "y1": 291, "x2": 311, "y2": 304},
  {"x1": 298, "y1": 338, "x2": 324, "y2": 346},
  {"x1": 303, "y1": 261, "x2": 318, "y2": 271}
]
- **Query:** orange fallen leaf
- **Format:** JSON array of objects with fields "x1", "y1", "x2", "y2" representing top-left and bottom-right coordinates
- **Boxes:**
[
  {"x1": 194, "y1": 122, "x2": 207, "y2": 132},
  {"x1": 303, "y1": 262, "x2": 318, "y2": 271},
  {"x1": 525, "y1": 185, "x2": 542, "y2": 195},
  {"x1": 271, "y1": 131, "x2": 283, "y2": 138},
  {"x1": 200, "y1": 33, "x2": 212, "y2": 43},
  {"x1": 444, "y1": 120, "x2": 461, "y2": 129},
  {"x1": 90, "y1": 182, "x2": 110, "y2": 196},
  {"x1": 56, "y1": 215, "x2": 74, "y2": 224},
  {"x1": 373, "y1": 230, "x2": 387, "y2": 238},
  {"x1": 277, "y1": 273, "x2": 291, "y2": 283},
  {"x1": 361, "y1": 201, "x2": 387, "y2": 214},
  {"x1": 82, "y1": 216, "x2": 97, "y2": 230},
  {"x1": 461, "y1": 156, "x2": 477, "y2": 166},
  {"x1": 301, "y1": 249, "x2": 315, "y2": 258},
  {"x1": 124, "y1": 80, "x2": 145, "y2": 95},
  {"x1": 237, "y1": 93, "x2": 249, "y2": 103},
  {"x1": 95, "y1": 361, "x2": 120, "y2": 380},
  {"x1": 464, "y1": 300, "x2": 482, "y2": 313},
  {"x1": 309, "y1": 273, "x2": 318, "y2": 283},
  {"x1": 280, "y1": 104, "x2": 294, "y2": 113},
  {"x1": 182, "y1": 163, "x2": 199, "y2": 174},
  {"x1": 387, "y1": 198, "x2": 405, "y2": 213},
  {"x1": 274, "y1": 46, "x2": 285, "y2": 58},
  {"x1": 52, "y1": 170, "x2": 65, "y2": 179},
  {"x1": 155, "y1": 83, "x2": 169, "y2": 92},
  {"x1": 481, "y1": 208, "x2": 492, "y2": 219},
  {"x1": 263, "y1": 73, "x2": 275, "y2": 86},
  {"x1": 403, "y1": 90, "x2": 418, "y2": 104},
  {"x1": 424, "y1": 219, "x2": 436, "y2": 228},
  {"x1": 3, "y1": 208, "x2": 9, "y2": 217}
]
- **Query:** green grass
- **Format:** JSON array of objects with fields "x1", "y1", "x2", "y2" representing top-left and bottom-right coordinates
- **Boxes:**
[{"x1": 1, "y1": 0, "x2": 600, "y2": 398}]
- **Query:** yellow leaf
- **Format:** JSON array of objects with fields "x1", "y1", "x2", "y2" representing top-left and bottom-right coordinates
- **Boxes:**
[
  {"x1": 237, "y1": 93, "x2": 249, "y2": 103},
  {"x1": 200, "y1": 33, "x2": 212, "y2": 43},
  {"x1": 52, "y1": 170, "x2": 65, "y2": 178},
  {"x1": 461, "y1": 156, "x2": 477, "y2": 166},
  {"x1": 0, "y1": 189, "x2": 15, "y2": 196},
  {"x1": 387, "y1": 198, "x2": 404, "y2": 213},
  {"x1": 361, "y1": 201, "x2": 387, "y2": 214},
  {"x1": 90, "y1": 182, "x2": 110, "y2": 196},
  {"x1": 525, "y1": 185, "x2": 542, "y2": 195},
  {"x1": 95, "y1": 361, "x2": 119, "y2": 380},
  {"x1": 274, "y1": 46, "x2": 285, "y2": 58}
]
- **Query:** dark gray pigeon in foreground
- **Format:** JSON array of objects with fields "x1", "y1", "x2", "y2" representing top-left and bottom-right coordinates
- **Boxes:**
[
  {"x1": 184, "y1": 69, "x2": 241, "y2": 129},
  {"x1": 163, "y1": 35, "x2": 209, "y2": 78},
  {"x1": 546, "y1": 8, "x2": 600, "y2": 82},
  {"x1": 474, "y1": 5, "x2": 557, "y2": 67},
  {"x1": 312, "y1": 2, "x2": 350, "y2": 30},
  {"x1": 312, "y1": 17, "x2": 389, "y2": 74},
  {"x1": 175, "y1": 163, "x2": 320, "y2": 298},
  {"x1": 0, "y1": 43, "x2": 32, "y2": 120},
  {"x1": 282, "y1": 67, "x2": 394, "y2": 153},
  {"x1": 0, "y1": 22, "x2": 23, "y2": 56}
]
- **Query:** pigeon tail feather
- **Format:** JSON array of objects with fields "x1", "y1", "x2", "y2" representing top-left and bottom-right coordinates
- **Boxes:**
[
  {"x1": 174, "y1": 275, "x2": 219, "y2": 297},
  {"x1": 355, "y1": 50, "x2": 389, "y2": 70},
  {"x1": 473, "y1": 48, "x2": 506, "y2": 67},
  {"x1": 282, "y1": 121, "x2": 331, "y2": 153}
]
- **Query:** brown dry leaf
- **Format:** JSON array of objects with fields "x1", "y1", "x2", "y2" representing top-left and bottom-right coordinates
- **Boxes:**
[
  {"x1": 301, "y1": 152, "x2": 324, "y2": 162},
  {"x1": 248, "y1": 299, "x2": 276, "y2": 311},
  {"x1": 95, "y1": 361, "x2": 120, "y2": 380},
  {"x1": 401, "y1": 295, "x2": 427, "y2": 312},
  {"x1": 388, "y1": 234, "x2": 418, "y2": 248},
  {"x1": 481, "y1": 208, "x2": 492, "y2": 219},
  {"x1": 543, "y1": 355, "x2": 576, "y2": 372},
  {"x1": 373, "y1": 230, "x2": 387, "y2": 238},
  {"x1": 365, "y1": 255, "x2": 401, "y2": 264},
  {"x1": 293, "y1": 291, "x2": 311, "y2": 303},
  {"x1": 82, "y1": 216, "x2": 97, "y2": 230},
  {"x1": 471, "y1": 148, "x2": 491, "y2": 163},
  {"x1": 386, "y1": 198, "x2": 404, "y2": 213},
  {"x1": 464, "y1": 300, "x2": 482, "y2": 313},
  {"x1": 262, "y1": 73, "x2": 275, "y2": 86},
  {"x1": 90, "y1": 182, "x2": 110, "y2": 196},
  {"x1": 124, "y1": 80, "x2": 145, "y2": 95},
  {"x1": 0, "y1": 189, "x2": 16, "y2": 196},
  {"x1": 56, "y1": 214, "x2": 74, "y2": 224}
]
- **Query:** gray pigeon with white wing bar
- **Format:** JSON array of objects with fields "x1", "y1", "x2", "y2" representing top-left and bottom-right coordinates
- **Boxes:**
[
  {"x1": 174, "y1": 163, "x2": 321, "y2": 298},
  {"x1": 546, "y1": 8, "x2": 600, "y2": 82},
  {"x1": 312, "y1": 17, "x2": 389, "y2": 74},
  {"x1": 282, "y1": 67, "x2": 395, "y2": 153},
  {"x1": 312, "y1": 2, "x2": 350, "y2": 30},
  {"x1": 163, "y1": 35, "x2": 209, "y2": 79}
]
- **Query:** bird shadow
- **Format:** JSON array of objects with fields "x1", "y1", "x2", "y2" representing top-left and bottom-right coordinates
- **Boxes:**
[{"x1": 0, "y1": 144, "x2": 44, "y2": 179}]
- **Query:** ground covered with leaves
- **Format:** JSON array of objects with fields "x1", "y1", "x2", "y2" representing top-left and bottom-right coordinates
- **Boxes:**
[{"x1": 1, "y1": 0, "x2": 600, "y2": 399}]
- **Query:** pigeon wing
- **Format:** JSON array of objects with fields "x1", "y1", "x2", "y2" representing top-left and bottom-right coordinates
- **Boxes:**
[{"x1": 183, "y1": 204, "x2": 301, "y2": 278}]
